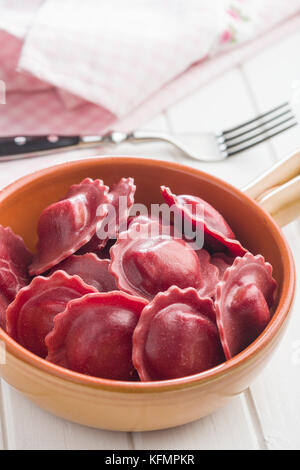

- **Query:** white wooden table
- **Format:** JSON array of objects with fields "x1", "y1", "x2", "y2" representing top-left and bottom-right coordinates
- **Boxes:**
[{"x1": 1, "y1": 30, "x2": 300, "y2": 451}]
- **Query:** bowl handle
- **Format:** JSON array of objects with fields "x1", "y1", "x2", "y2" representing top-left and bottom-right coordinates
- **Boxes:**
[{"x1": 244, "y1": 150, "x2": 300, "y2": 227}]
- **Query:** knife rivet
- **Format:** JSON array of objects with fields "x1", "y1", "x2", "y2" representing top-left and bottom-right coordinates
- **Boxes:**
[
  {"x1": 15, "y1": 136, "x2": 26, "y2": 145},
  {"x1": 48, "y1": 135, "x2": 59, "y2": 143}
]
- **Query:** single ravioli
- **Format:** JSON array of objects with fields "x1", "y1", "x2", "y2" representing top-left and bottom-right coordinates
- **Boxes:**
[
  {"x1": 210, "y1": 252, "x2": 235, "y2": 281},
  {"x1": 160, "y1": 186, "x2": 246, "y2": 257},
  {"x1": 49, "y1": 253, "x2": 117, "y2": 292},
  {"x1": 79, "y1": 177, "x2": 136, "y2": 255},
  {"x1": 30, "y1": 178, "x2": 109, "y2": 275},
  {"x1": 6, "y1": 271, "x2": 97, "y2": 358},
  {"x1": 46, "y1": 291, "x2": 148, "y2": 380},
  {"x1": 0, "y1": 225, "x2": 33, "y2": 330},
  {"x1": 110, "y1": 220, "x2": 203, "y2": 300},
  {"x1": 215, "y1": 253, "x2": 277, "y2": 359},
  {"x1": 133, "y1": 286, "x2": 224, "y2": 381},
  {"x1": 195, "y1": 249, "x2": 220, "y2": 299}
]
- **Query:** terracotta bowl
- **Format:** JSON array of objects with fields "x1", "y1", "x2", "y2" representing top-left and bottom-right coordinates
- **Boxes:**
[{"x1": 0, "y1": 157, "x2": 295, "y2": 431}]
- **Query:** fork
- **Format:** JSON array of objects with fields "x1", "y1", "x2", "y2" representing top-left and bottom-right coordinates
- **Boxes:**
[{"x1": 0, "y1": 102, "x2": 297, "y2": 162}]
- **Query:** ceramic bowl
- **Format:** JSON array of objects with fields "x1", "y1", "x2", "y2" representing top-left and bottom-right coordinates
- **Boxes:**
[{"x1": 0, "y1": 157, "x2": 295, "y2": 431}]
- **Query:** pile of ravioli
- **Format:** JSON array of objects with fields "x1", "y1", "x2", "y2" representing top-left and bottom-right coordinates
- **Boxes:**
[{"x1": 0, "y1": 176, "x2": 277, "y2": 382}]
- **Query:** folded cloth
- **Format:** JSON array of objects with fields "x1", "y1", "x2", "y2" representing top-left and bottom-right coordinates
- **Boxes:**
[
  {"x1": 1, "y1": 0, "x2": 300, "y2": 136},
  {"x1": 0, "y1": 0, "x2": 42, "y2": 39},
  {"x1": 19, "y1": 0, "x2": 222, "y2": 116},
  {"x1": 0, "y1": 31, "x2": 50, "y2": 92}
]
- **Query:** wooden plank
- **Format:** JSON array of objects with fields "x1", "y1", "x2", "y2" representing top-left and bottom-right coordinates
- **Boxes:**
[
  {"x1": 0, "y1": 381, "x2": 16, "y2": 450},
  {"x1": 2, "y1": 383, "x2": 131, "y2": 450},
  {"x1": 239, "y1": 32, "x2": 300, "y2": 450},
  {"x1": 241, "y1": 30, "x2": 300, "y2": 160},
  {"x1": 167, "y1": 68, "x2": 261, "y2": 133},
  {"x1": 0, "y1": 113, "x2": 172, "y2": 450},
  {"x1": 0, "y1": 381, "x2": 6, "y2": 449},
  {"x1": 133, "y1": 67, "x2": 275, "y2": 450},
  {"x1": 247, "y1": 223, "x2": 300, "y2": 450},
  {"x1": 139, "y1": 112, "x2": 169, "y2": 131},
  {"x1": 165, "y1": 67, "x2": 276, "y2": 188},
  {"x1": 134, "y1": 397, "x2": 260, "y2": 450},
  {"x1": 1, "y1": 37, "x2": 298, "y2": 451}
]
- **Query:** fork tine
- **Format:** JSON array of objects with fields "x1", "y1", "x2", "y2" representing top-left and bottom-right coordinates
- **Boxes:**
[
  {"x1": 223, "y1": 108, "x2": 294, "y2": 143},
  {"x1": 225, "y1": 121, "x2": 298, "y2": 157},
  {"x1": 226, "y1": 115, "x2": 296, "y2": 150},
  {"x1": 222, "y1": 102, "x2": 290, "y2": 135}
]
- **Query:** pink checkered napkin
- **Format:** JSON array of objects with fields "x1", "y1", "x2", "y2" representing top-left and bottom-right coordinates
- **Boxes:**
[
  {"x1": 0, "y1": 0, "x2": 42, "y2": 39},
  {"x1": 1, "y1": 0, "x2": 300, "y2": 136},
  {"x1": 0, "y1": 31, "x2": 49, "y2": 93},
  {"x1": 19, "y1": 0, "x2": 221, "y2": 118}
]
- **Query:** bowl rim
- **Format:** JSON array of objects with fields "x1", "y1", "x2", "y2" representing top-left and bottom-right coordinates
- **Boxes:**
[{"x1": 0, "y1": 156, "x2": 295, "y2": 393}]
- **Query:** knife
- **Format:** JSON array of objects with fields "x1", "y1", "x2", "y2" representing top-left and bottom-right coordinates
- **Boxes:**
[
  {"x1": 0, "y1": 131, "x2": 174, "y2": 162},
  {"x1": 0, "y1": 134, "x2": 112, "y2": 162}
]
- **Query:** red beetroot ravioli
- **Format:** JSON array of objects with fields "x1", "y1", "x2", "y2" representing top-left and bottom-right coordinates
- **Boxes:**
[
  {"x1": 127, "y1": 214, "x2": 183, "y2": 240},
  {"x1": 133, "y1": 286, "x2": 224, "y2": 381},
  {"x1": 79, "y1": 177, "x2": 135, "y2": 255},
  {"x1": 211, "y1": 252, "x2": 235, "y2": 281},
  {"x1": 160, "y1": 186, "x2": 246, "y2": 257},
  {"x1": 0, "y1": 226, "x2": 32, "y2": 330},
  {"x1": 46, "y1": 291, "x2": 148, "y2": 380},
  {"x1": 6, "y1": 271, "x2": 97, "y2": 358},
  {"x1": 49, "y1": 253, "x2": 117, "y2": 292},
  {"x1": 30, "y1": 178, "x2": 109, "y2": 275},
  {"x1": 196, "y1": 249, "x2": 220, "y2": 298},
  {"x1": 215, "y1": 253, "x2": 277, "y2": 360},
  {"x1": 110, "y1": 221, "x2": 203, "y2": 300}
]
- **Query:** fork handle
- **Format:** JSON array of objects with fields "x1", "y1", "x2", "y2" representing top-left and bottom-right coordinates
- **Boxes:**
[
  {"x1": 126, "y1": 130, "x2": 226, "y2": 162},
  {"x1": 127, "y1": 130, "x2": 191, "y2": 149}
]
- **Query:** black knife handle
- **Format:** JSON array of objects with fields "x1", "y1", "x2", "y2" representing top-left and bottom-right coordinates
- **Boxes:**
[{"x1": 0, "y1": 135, "x2": 80, "y2": 157}]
